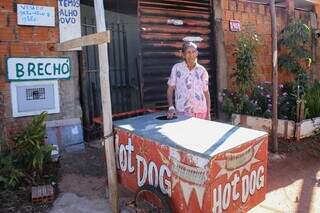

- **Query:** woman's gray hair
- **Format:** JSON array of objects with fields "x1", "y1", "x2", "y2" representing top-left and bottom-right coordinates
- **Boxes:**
[{"x1": 182, "y1": 41, "x2": 198, "y2": 52}]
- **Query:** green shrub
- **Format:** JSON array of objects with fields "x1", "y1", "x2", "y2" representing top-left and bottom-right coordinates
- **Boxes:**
[
  {"x1": 0, "y1": 112, "x2": 54, "y2": 189},
  {"x1": 304, "y1": 81, "x2": 320, "y2": 119},
  {"x1": 221, "y1": 89, "x2": 257, "y2": 117},
  {"x1": 222, "y1": 82, "x2": 297, "y2": 120},
  {"x1": 0, "y1": 152, "x2": 24, "y2": 188},
  {"x1": 13, "y1": 112, "x2": 53, "y2": 175}
]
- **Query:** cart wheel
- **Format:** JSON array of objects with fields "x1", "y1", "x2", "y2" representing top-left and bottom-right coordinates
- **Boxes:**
[{"x1": 135, "y1": 185, "x2": 172, "y2": 213}]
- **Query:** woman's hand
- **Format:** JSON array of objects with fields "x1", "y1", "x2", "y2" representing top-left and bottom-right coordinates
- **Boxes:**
[
  {"x1": 207, "y1": 112, "x2": 211, "y2": 121},
  {"x1": 167, "y1": 106, "x2": 176, "y2": 119}
]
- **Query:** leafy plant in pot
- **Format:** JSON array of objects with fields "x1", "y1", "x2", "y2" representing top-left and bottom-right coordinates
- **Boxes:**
[{"x1": 13, "y1": 112, "x2": 53, "y2": 181}]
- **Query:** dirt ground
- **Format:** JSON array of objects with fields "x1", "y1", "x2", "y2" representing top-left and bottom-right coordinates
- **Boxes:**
[
  {"x1": 50, "y1": 141, "x2": 135, "y2": 213},
  {"x1": 249, "y1": 137, "x2": 320, "y2": 213},
  {"x1": 49, "y1": 137, "x2": 320, "y2": 213},
  {"x1": 0, "y1": 159, "x2": 59, "y2": 213},
  {"x1": 1, "y1": 131, "x2": 318, "y2": 213}
]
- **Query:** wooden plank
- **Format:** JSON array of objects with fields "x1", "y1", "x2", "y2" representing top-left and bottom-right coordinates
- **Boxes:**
[
  {"x1": 93, "y1": 0, "x2": 119, "y2": 212},
  {"x1": 54, "y1": 31, "x2": 111, "y2": 51}
]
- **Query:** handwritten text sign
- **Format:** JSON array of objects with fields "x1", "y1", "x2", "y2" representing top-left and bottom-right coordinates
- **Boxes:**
[
  {"x1": 229, "y1": 20, "x2": 241, "y2": 32},
  {"x1": 58, "y1": 0, "x2": 81, "y2": 50},
  {"x1": 17, "y1": 4, "x2": 55, "y2": 27},
  {"x1": 7, "y1": 57, "x2": 71, "y2": 81}
]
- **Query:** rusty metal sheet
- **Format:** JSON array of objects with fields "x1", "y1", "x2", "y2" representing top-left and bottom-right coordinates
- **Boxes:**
[
  {"x1": 144, "y1": 0, "x2": 210, "y2": 7},
  {"x1": 139, "y1": 0, "x2": 214, "y2": 108},
  {"x1": 141, "y1": 33, "x2": 210, "y2": 42},
  {"x1": 140, "y1": 1, "x2": 210, "y2": 12},
  {"x1": 142, "y1": 42, "x2": 210, "y2": 49},
  {"x1": 140, "y1": 8, "x2": 210, "y2": 19},
  {"x1": 140, "y1": 17, "x2": 210, "y2": 27},
  {"x1": 142, "y1": 52, "x2": 212, "y2": 59},
  {"x1": 141, "y1": 25, "x2": 211, "y2": 34}
]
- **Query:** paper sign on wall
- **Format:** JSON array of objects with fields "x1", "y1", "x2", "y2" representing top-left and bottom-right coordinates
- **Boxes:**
[
  {"x1": 17, "y1": 4, "x2": 55, "y2": 27},
  {"x1": 58, "y1": 0, "x2": 82, "y2": 50},
  {"x1": 229, "y1": 20, "x2": 241, "y2": 32}
]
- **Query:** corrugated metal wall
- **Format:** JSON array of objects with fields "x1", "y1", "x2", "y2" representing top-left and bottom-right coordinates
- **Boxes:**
[{"x1": 138, "y1": 0, "x2": 215, "y2": 109}]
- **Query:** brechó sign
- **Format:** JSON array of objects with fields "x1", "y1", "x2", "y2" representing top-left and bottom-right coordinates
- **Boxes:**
[
  {"x1": 17, "y1": 4, "x2": 55, "y2": 27},
  {"x1": 7, "y1": 57, "x2": 71, "y2": 81}
]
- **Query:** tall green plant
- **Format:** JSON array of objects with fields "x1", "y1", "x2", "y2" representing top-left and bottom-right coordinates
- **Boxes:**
[
  {"x1": 233, "y1": 31, "x2": 260, "y2": 95},
  {"x1": 278, "y1": 20, "x2": 311, "y2": 88},
  {"x1": 232, "y1": 31, "x2": 260, "y2": 113},
  {"x1": 13, "y1": 112, "x2": 52, "y2": 174}
]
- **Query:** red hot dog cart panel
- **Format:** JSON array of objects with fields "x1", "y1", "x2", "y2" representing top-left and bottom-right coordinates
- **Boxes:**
[{"x1": 113, "y1": 112, "x2": 268, "y2": 213}]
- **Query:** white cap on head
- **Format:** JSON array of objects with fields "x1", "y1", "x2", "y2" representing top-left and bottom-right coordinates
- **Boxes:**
[{"x1": 182, "y1": 41, "x2": 198, "y2": 52}]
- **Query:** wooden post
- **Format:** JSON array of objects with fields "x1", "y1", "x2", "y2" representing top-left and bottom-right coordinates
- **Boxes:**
[
  {"x1": 49, "y1": 2, "x2": 117, "y2": 210},
  {"x1": 93, "y1": 0, "x2": 119, "y2": 212},
  {"x1": 311, "y1": 12, "x2": 317, "y2": 83},
  {"x1": 270, "y1": 0, "x2": 279, "y2": 153},
  {"x1": 285, "y1": 0, "x2": 295, "y2": 24},
  {"x1": 315, "y1": 4, "x2": 320, "y2": 80}
]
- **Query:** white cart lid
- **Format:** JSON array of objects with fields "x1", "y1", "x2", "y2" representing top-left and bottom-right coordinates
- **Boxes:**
[{"x1": 113, "y1": 112, "x2": 268, "y2": 159}]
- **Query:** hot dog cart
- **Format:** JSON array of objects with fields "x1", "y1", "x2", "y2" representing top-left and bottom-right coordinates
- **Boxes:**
[{"x1": 113, "y1": 112, "x2": 268, "y2": 213}]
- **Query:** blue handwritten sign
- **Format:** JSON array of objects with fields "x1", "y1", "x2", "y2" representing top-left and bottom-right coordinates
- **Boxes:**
[{"x1": 17, "y1": 4, "x2": 55, "y2": 27}]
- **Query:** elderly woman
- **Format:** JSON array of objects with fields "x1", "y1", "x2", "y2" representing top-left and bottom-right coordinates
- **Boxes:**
[{"x1": 167, "y1": 42, "x2": 211, "y2": 120}]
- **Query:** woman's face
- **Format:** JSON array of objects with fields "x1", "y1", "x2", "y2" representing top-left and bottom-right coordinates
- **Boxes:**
[{"x1": 183, "y1": 47, "x2": 198, "y2": 64}]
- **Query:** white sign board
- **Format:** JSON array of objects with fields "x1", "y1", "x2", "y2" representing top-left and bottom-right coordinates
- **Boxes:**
[
  {"x1": 58, "y1": 0, "x2": 81, "y2": 50},
  {"x1": 229, "y1": 20, "x2": 241, "y2": 32},
  {"x1": 17, "y1": 4, "x2": 55, "y2": 27},
  {"x1": 11, "y1": 80, "x2": 60, "y2": 117},
  {"x1": 7, "y1": 57, "x2": 71, "y2": 81}
]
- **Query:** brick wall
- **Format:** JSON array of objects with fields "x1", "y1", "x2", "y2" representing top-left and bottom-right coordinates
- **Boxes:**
[
  {"x1": 0, "y1": 0, "x2": 82, "y2": 141},
  {"x1": 221, "y1": 0, "x2": 311, "y2": 90}
]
